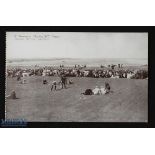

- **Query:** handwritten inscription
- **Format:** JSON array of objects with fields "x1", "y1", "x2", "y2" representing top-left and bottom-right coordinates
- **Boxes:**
[{"x1": 14, "y1": 34, "x2": 59, "y2": 40}]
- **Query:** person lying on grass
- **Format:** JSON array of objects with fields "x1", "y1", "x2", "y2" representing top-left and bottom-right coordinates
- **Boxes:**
[
  {"x1": 82, "y1": 83, "x2": 111, "y2": 95},
  {"x1": 92, "y1": 86, "x2": 100, "y2": 95}
]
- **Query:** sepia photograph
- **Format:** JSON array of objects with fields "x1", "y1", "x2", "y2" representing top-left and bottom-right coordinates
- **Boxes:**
[{"x1": 5, "y1": 32, "x2": 148, "y2": 122}]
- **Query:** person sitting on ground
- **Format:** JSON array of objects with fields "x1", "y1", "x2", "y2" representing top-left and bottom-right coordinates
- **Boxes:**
[
  {"x1": 68, "y1": 79, "x2": 73, "y2": 84},
  {"x1": 81, "y1": 89, "x2": 93, "y2": 95},
  {"x1": 19, "y1": 79, "x2": 26, "y2": 84},
  {"x1": 92, "y1": 86, "x2": 100, "y2": 95},
  {"x1": 105, "y1": 82, "x2": 110, "y2": 94},
  {"x1": 43, "y1": 79, "x2": 48, "y2": 84},
  {"x1": 6, "y1": 90, "x2": 17, "y2": 99}
]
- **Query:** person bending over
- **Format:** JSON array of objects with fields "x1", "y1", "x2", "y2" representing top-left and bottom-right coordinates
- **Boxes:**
[{"x1": 50, "y1": 81, "x2": 57, "y2": 91}]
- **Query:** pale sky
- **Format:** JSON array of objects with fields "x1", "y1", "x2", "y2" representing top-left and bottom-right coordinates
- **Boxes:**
[{"x1": 6, "y1": 32, "x2": 148, "y2": 59}]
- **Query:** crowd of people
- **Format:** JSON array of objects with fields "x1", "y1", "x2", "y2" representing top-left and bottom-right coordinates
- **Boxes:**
[
  {"x1": 6, "y1": 64, "x2": 148, "y2": 80},
  {"x1": 6, "y1": 64, "x2": 148, "y2": 99}
]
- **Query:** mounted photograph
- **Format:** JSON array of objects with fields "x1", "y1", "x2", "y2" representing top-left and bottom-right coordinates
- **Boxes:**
[{"x1": 5, "y1": 32, "x2": 148, "y2": 122}]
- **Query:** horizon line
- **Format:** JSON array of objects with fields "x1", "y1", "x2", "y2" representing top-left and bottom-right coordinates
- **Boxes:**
[{"x1": 6, "y1": 57, "x2": 148, "y2": 60}]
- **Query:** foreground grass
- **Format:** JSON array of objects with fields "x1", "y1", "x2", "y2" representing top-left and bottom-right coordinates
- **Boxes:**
[{"x1": 6, "y1": 76, "x2": 148, "y2": 122}]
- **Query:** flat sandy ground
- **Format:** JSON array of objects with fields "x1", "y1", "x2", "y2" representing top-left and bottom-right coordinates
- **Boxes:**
[{"x1": 6, "y1": 76, "x2": 148, "y2": 122}]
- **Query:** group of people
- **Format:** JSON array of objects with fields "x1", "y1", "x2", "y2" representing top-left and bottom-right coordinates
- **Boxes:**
[
  {"x1": 6, "y1": 64, "x2": 148, "y2": 80},
  {"x1": 43, "y1": 73, "x2": 74, "y2": 91},
  {"x1": 6, "y1": 74, "x2": 72, "y2": 99},
  {"x1": 82, "y1": 82, "x2": 111, "y2": 95},
  {"x1": 50, "y1": 74, "x2": 68, "y2": 91}
]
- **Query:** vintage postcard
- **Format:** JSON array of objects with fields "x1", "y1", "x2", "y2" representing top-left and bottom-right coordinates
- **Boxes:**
[{"x1": 5, "y1": 32, "x2": 148, "y2": 122}]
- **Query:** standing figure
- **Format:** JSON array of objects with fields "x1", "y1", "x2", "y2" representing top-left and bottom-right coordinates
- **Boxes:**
[
  {"x1": 60, "y1": 74, "x2": 67, "y2": 89},
  {"x1": 17, "y1": 74, "x2": 21, "y2": 81},
  {"x1": 77, "y1": 69, "x2": 80, "y2": 77}
]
